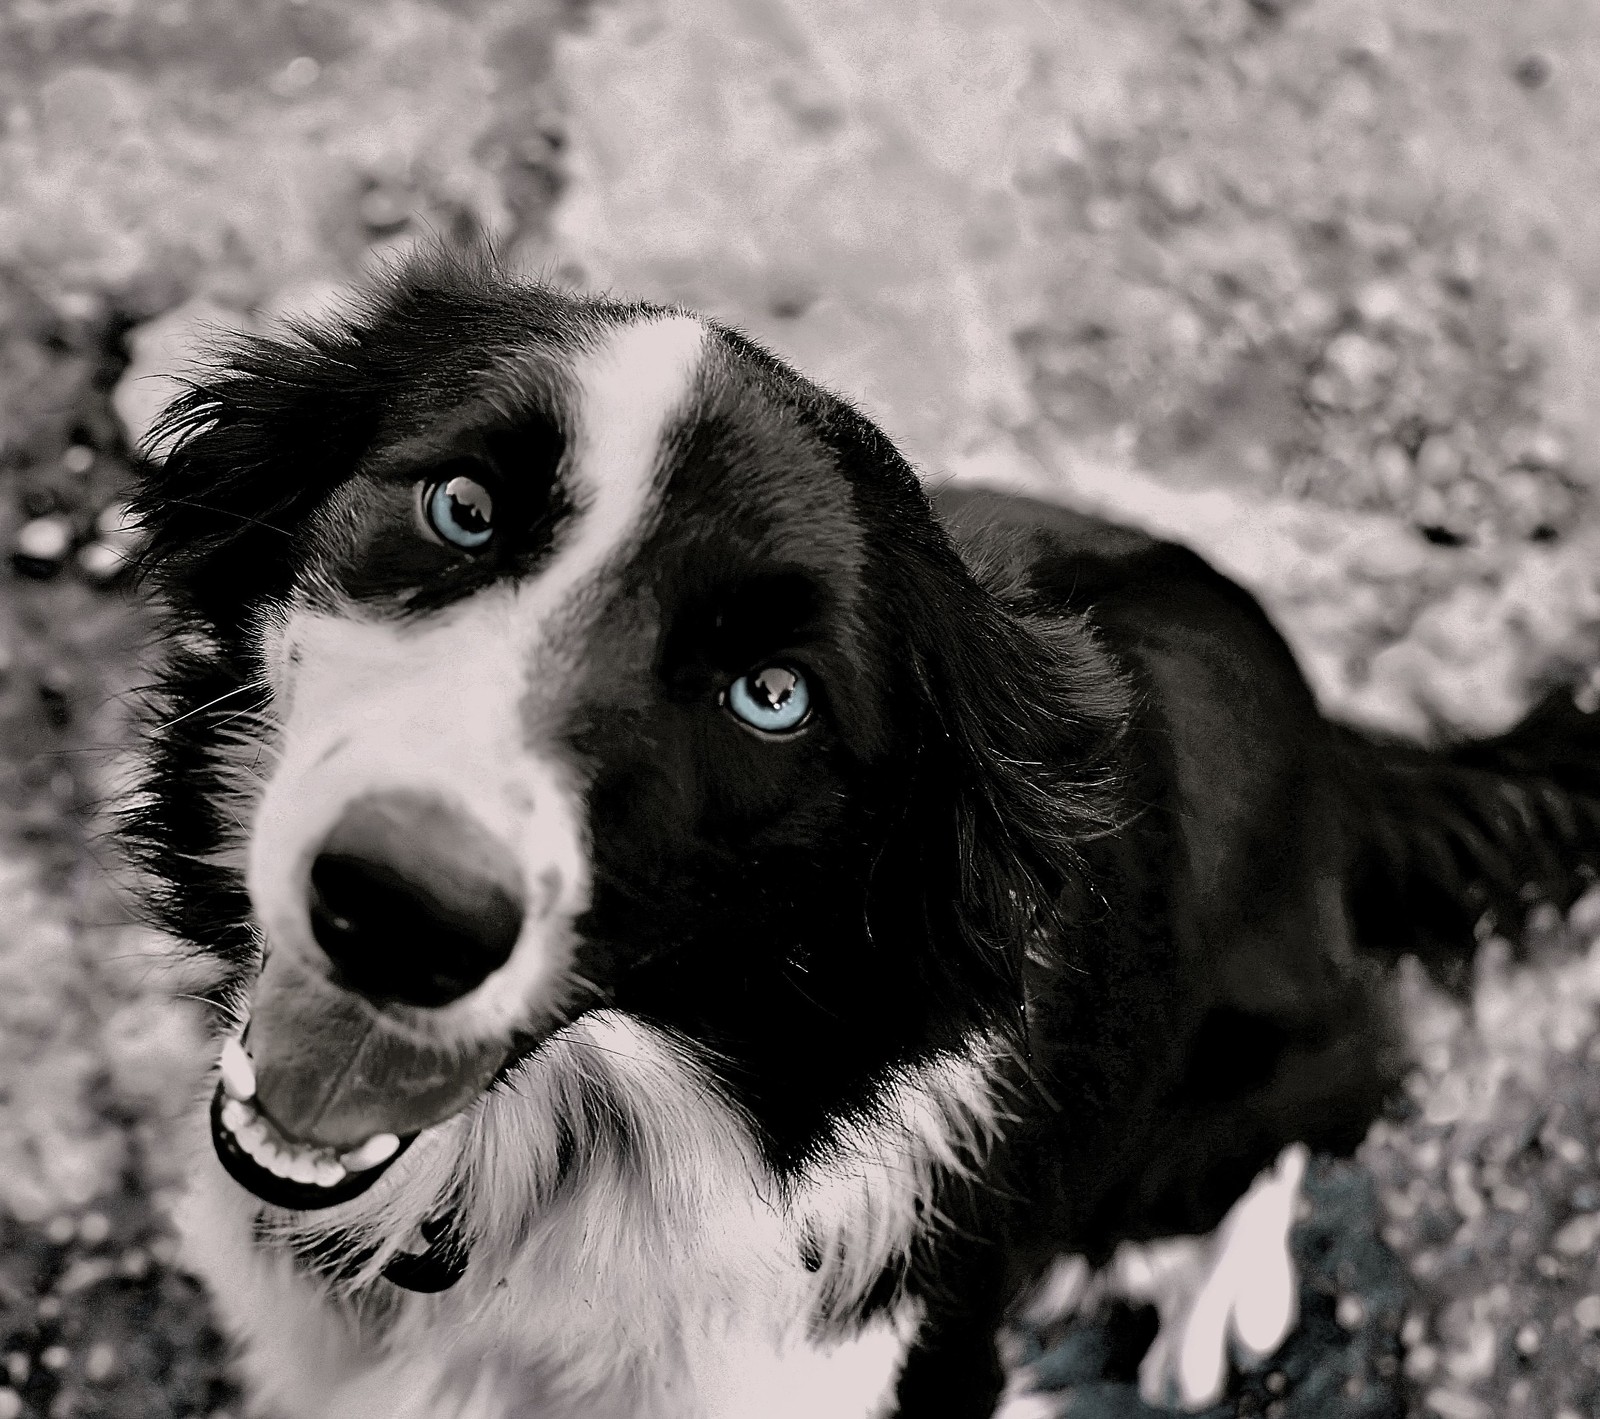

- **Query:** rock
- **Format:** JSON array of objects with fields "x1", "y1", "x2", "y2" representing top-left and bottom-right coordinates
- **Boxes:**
[
  {"x1": 1415, "y1": 435, "x2": 1464, "y2": 486},
  {"x1": 77, "y1": 540, "x2": 127, "y2": 585},
  {"x1": 1495, "y1": 469, "x2": 1571, "y2": 541},
  {"x1": 13, "y1": 516, "x2": 73, "y2": 577},
  {"x1": 1317, "y1": 332, "x2": 1396, "y2": 410},
  {"x1": 1423, "y1": 1389, "x2": 1489, "y2": 1419},
  {"x1": 1146, "y1": 158, "x2": 1204, "y2": 221},
  {"x1": 1371, "y1": 442, "x2": 1413, "y2": 503},
  {"x1": 76, "y1": 500, "x2": 143, "y2": 585},
  {"x1": 1550, "y1": 1212, "x2": 1600, "y2": 1257},
  {"x1": 1502, "y1": 426, "x2": 1567, "y2": 472},
  {"x1": 359, "y1": 183, "x2": 414, "y2": 233},
  {"x1": 1354, "y1": 281, "x2": 1409, "y2": 331}
]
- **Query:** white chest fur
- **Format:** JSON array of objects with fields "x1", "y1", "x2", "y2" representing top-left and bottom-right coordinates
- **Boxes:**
[{"x1": 178, "y1": 1013, "x2": 1003, "y2": 1419}]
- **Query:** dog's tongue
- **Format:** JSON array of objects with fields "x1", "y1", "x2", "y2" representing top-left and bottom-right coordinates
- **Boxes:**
[{"x1": 249, "y1": 953, "x2": 509, "y2": 1149}]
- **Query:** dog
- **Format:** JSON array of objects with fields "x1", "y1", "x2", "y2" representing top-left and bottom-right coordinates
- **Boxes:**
[{"x1": 123, "y1": 249, "x2": 1600, "y2": 1418}]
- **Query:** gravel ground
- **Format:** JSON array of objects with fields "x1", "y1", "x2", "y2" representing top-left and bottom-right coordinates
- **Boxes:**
[{"x1": 3, "y1": 2, "x2": 1600, "y2": 1416}]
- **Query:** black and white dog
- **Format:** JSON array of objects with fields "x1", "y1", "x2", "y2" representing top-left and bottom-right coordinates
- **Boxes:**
[{"x1": 125, "y1": 251, "x2": 1600, "y2": 1419}]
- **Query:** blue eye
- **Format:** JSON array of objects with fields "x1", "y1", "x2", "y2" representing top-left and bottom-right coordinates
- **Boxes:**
[
  {"x1": 423, "y1": 474, "x2": 495, "y2": 550},
  {"x1": 725, "y1": 665, "x2": 811, "y2": 735}
]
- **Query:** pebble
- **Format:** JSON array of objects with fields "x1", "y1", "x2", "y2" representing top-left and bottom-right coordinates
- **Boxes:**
[
  {"x1": 1552, "y1": 1211, "x2": 1600, "y2": 1256},
  {"x1": 1336, "y1": 1294, "x2": 1366, "y2": 1328},
  {"x1": 45, "y1": 1215, "x2": 75, "y2": 1245},
  {"x1": 1444, "y1": 1321, "x2": 1495, "y2": 1382},
  {"x1": 78, "y1": 1210, "x2": 110, "y2": 1245},
  {"x1": 0, "y1": 1390, "x2": 19, "y2": 1419},
  {"x1": 1319, "y1": 331, "x2": 1395, "y2": 408},
  {"x1": 1371, "y1": 441, "x2": 1412, "y2": 502},
  {"x1": 1425, "y1": 1390, "x2": 1490, "y2": 1419},
  {"x1": 1, "y1": 1358, "x2": 22, "y2": 1387},
  {"x1": 269, "y1": 55, "x2": 321, "y2": 98},
  {"x1": 84, "y1": 1341, "x2": 116, "y2": 1383},
  {"x1": 1283, "y1": 288, "x2": 1339, "y2": 340},
  {"x1": 360, "y1": 184, "x2": 413, "y2": 233},
  {"x1": 1415, "y1": 434, "x2": 1464, "y2": 485},
  {"x1": 14, "y1": 515, "x2": 73, "y2": 573},
  {"x1": 58, "y1": 1256, "x2": 115, "y2": 1294},
  {"x1": 1405, "y1": 1343, "x2": 1439, "y2": 1379},
  {"x1": 77, "y1": 539, "x2": 127, "y2": 582},
  {"x1": 1576, "y1": 1294, "x2": 1600, "y2": 1331},
  {"x1": 1495, "y1": 470, "x2": 1557, "y2": 539},
  {"x1": 1515, "y1": 1323, "x2": 1540, "y2": 1355},
  {"x1": 1502, "y1": 426, "x2": 1566, "y2": 471},
  {"x1": 1491, "y1": 1183, "x2": 1529, "y2": 1212},
  {"x1": 39, "y1": 1346, "x2": 69, "y2": 1372},
  {"x1": 1553, "y1": 1135, "x2": 1587, "y2": 1167},
  {"x1": 1146, "y1": 158, "x2": 1204, "y2": 220},
  {"x1": 1355, "y1": 279, "x2": 1408, "y2": 329}
]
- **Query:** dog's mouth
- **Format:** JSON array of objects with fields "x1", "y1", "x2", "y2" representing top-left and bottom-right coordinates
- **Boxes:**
[
  {"x1": 209, "y1": 952, "x2": 514, "y2": 1211},
  {"x1": 210, "y1": 1065, "x2": 417, "y2": 1211}
]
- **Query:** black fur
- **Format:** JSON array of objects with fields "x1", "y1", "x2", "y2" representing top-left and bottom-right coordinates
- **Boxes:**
[{"x1": 125, "y1": 251, "x2": 1600, "y2": 1418}]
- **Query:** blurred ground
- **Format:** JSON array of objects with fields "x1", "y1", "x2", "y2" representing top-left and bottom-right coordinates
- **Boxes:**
[{"x1": 2, "y1": 0, "x2": 1600, "y2": 1415}]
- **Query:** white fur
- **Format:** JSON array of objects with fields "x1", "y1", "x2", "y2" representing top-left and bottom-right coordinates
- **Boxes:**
[{"x1": 180, "y1": 1012, "x2": 1009, "y2": 1418}]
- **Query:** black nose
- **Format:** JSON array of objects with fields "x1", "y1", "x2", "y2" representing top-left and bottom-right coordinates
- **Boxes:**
[{"x1": 308, "y1": 792, "x2": 525, "y2": 1009}]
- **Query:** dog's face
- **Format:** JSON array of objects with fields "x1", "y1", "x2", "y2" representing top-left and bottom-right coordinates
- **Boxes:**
[{"x1": 129, "y1": 256, "x2": 1123, "y2": 1223}]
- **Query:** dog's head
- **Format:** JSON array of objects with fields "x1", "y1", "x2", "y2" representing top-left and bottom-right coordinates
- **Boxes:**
[{"x1": 127, "y1": 251, "x2": 1125, "y2": 1216}]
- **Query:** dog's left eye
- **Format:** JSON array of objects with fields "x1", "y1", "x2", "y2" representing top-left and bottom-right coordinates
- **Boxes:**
[
  {"x1": 724, "y1": 664, "x2": 811, "y2": 735},
  {"x1": 421, "y1": 473, "x2": 496, "y2": 550}
]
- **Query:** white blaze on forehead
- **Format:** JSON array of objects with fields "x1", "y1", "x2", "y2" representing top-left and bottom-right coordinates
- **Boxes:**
[
  {"x1": 244, "y1": 314, "x2": 709, "y2": 1048},
  {"x1": 525, "y1": 314, "x2": 707, "y2": 654}
]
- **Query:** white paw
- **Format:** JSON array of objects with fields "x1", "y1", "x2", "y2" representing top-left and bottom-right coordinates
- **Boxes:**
[
  {"x1": 1110, "y1": 1143, "x2": 1308, "y2": 1411},
  {"x1": 991, "y1": 1387, "x2": 1062, "y2": 1419}
]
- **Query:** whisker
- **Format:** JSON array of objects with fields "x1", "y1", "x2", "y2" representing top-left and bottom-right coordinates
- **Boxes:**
[
  {"x1": 158, "y1": 497, "x2": 293, "y2": 538},
  {"x1": 156, "y1": 683, "x2": 263, "y2": 734}
]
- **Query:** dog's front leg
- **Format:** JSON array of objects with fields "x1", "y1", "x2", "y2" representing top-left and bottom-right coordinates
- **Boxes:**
[{"x1": 890, "y1": 1293, "x2": 1010, "y2": 1419}]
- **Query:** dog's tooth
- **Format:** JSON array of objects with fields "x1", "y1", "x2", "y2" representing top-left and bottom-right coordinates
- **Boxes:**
[
  {"x1": 260, "y1": 1146, "x2": 294, "y2": 1179},
  {"x1": 340, "y1": 1133, "x2": 400, "y2": 1172},
  {"x1": 237, "y1": 1118, "x2": 269, "y2": 1150},
  {"x1": 312, "y1": 1159, "x2": 347, "y2": 1188},
  {"x1": 219, "y1": 1037, "x2": 257, "y2": 1101},
  {"x1": 286, "y1": 1153, "x2": 319, "y2": 1185},
  {"x1": 220, "y1": 1098, "x2": 249, "y2": 1135}
]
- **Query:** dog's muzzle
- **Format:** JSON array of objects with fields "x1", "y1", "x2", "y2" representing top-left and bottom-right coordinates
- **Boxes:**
[{"x1": 213, "y1": 789, "x2": 559, "y2": 1211}]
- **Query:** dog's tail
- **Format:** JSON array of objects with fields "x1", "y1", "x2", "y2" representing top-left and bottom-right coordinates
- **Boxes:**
[{"x1": 1334, "y1": 686, "x2": 1600, "y2": 986}]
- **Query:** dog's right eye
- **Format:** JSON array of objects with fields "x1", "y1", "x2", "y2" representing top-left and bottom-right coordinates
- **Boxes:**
[{"x1": 420, "y1": 471, "x2": 496, "y2": 551}]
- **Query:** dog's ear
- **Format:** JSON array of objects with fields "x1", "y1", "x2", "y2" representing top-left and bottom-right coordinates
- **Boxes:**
[
  {"x1": 128, "y1": 319, "x2": 384, "y2": 633},
  {"x1": 892, "y1": 542, "x2": 1130, "y2": 1026},
  {"x1": 814, "y1": 411, "x2": 1130, "y2": 1035}
]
